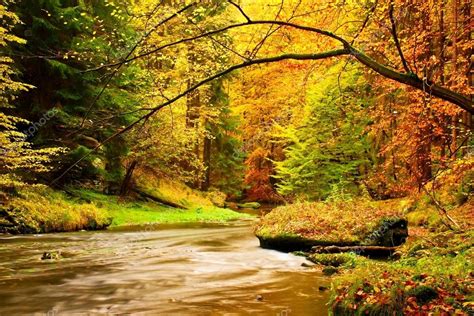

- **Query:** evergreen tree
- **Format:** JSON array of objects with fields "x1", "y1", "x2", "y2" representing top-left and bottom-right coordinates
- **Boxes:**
[
  {"x1": 206, "y1": 79, "x2": 244, "y2": 196},
  {"x1": 0, "y1": 3, "x2": 62, "y2": 188},
  {"x1": 9, "y1": 0, "x2": 146, "y2": 189},
  {"x1": 274, "y1": 63, "x2": 372, "y2": 200}
]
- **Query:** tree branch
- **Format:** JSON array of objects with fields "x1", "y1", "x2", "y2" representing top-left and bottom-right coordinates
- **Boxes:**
[
  {"x1": 388, "y1": 1, "x2": 411, "y2": 73},
  {"x1": 228, "y1": 0, "x2": 252, "y2": 22},
  {"x1": 78, "y1": 2, "x2": 198, "y2": 129},
  {"x1": 51, "y1": 50, "x2": 348, "y2": 184},
  {"x1": 349, "y1": 47, "x2": 473, "y2": 114},
  {"x1": 87, "y1": 20, "x2": 349, "y2": 72},
  {"x1": 87, "y1": 17, "x2": 472, "y2": 114},
  {"x1": 350, "y1": 0, "x2": 378, "y2": 45}
]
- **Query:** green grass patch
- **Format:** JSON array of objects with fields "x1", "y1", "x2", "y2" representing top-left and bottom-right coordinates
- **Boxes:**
[
  {"x1": 72, "y1": 189, "x2": 250, "y2": 227},
  {"x1": 135, "y1": 175, "x2": 219, "y2": 208},
  {"x1": 309, "y1": 253, "x2": 362, "y2": 268}
]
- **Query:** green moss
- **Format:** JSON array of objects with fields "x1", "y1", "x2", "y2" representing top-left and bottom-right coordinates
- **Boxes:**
[
  {"x1": 72, "y1": 189, "x2": 251, "y2": 227},
  {"x1": 322, "y1": 266, "x2": 339, "y2": 276},
  {"x1": 0, "y1": 187, "x2": 111, "y2": 234},
  {"x1": 406, "y1": 286, "x2": 438, "y2": 304},
  {"x1": 406, "y1": 209, "x2": 441, "y2": 228},
  {"x1": 237, "y1": 202, "x2": 261, "y2": 209},
  {"x1": 309, "y1": 253, "x2": 359, "y2": 268},
  {"x1": 256, "y1": 200, "x2": 407, "y2": 249}
]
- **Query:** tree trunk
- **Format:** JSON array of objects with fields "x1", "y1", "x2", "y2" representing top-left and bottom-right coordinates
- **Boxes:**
[
  {"x1": 311, "y1": 245, "x2": 399, "y2": 257},
  {"x1": 185, "y1": 42, "x2": 202, "y2": 189},
  {"x1": 120, "y1": 160, "x2": 138, "y2": 197},
  {"x1": 462, "y1": 0, "x2": 473, "y2": 154},
  {"x1": 201, "y1": 134, "x2": 211, "y2": 191},
  {"x1": 133, "y1": 189, "x2": 186, "y2": 209}
]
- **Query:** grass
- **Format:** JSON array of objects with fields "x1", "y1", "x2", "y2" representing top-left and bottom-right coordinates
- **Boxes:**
[
  {"x1": 256, "y1": 198, "x2": 407, "y2": 245},
  {"x1": 135, "y1": 173, "x2": 225, "y2": 208},
  {"x1": 308, "y1": 253, "x2": 362, "y2": 268},
  {"x1": 0, "y1": 186, "x2": 111, "y2": 234},
  {"x1": 72, "y1": 189, "x2": 250, "y2": 227},
  {"x1": 0, "y1": 177, "x2": 251, "y2": 234}
]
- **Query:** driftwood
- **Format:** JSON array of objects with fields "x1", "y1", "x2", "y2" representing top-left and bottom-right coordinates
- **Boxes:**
[
  {"x1": 312, "y1": 245, "x2": 399, "y2": 257},
  {"x1": 133, "y1": 189, "x2": 186, "y2": 209}
]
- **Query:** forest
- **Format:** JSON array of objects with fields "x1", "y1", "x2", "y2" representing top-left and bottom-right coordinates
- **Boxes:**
[{"x1": 0, "y1": 0, "x2": 473, "y2": 315}]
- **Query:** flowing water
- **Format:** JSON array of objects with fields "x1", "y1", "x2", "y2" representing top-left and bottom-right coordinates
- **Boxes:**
[{"x1": 0, "y1": 219, "x2": 330, "y2": 315}]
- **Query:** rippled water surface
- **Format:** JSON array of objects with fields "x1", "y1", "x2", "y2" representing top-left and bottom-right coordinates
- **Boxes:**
[{"x1": 0, "y1": 220, "x2": 329, "y2": 315}]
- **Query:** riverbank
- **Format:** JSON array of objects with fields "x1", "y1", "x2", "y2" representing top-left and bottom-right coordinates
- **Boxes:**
[
  {"x1": 327, "y1": 226, "x2": 473, "y2": 315},
  {"x1": 255, "y1": 199, "x2": 409, "y2": 252},
  {"x1": 0, "y1": 183, "x2": 251, "y2": 234},
  {"x1": 76, "y1": 189, "x2": 251, "y2": 227},
  {"x1": 256, "y1": 194, "x2": 473, "y2": 315}
]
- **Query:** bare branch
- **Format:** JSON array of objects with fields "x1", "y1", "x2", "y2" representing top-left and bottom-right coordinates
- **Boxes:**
[
  {"x1": 87, "y1": 20, "x2": 349, "y2": 72},
  {"x1": 350, "y1": 0, "x2": 378, "y2": 45},
  {"x1": 227, "y1": 0, "x2": 251, "y2": 22},
  {"x1": 388, "y1": 1, "x2": 411, "y2": 73},
  {"x1": 78, "y1": 2, "x2": 198, "y2": 129},
  {"x1": 349, "y1": 47, "x2": 472, "y2": 114},
  {"x1": 83, "y1": 17, "x2": 472, "y2": 114},
  {"x1": 51, "y1": 49, "x2": 348, "y2": 184}
]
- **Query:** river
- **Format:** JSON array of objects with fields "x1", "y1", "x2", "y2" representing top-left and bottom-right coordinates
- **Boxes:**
[{"x1": 0, "y1": 219, "x2": 330, "y2": 315}]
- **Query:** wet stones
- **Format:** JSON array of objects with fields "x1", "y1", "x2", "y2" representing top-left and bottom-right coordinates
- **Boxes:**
[{"x1": 41, "y1": 251, "x2": 62, "y2": 260}]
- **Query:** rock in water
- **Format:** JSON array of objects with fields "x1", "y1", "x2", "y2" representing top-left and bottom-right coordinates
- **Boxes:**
[
  {"x1": 237, "y1": 202, "x2": 261, "y2": 209},
  {"x1": 41, "y1": 251, "x2": 61, "y2": 260},
  {"x1": 322, "y1": 267, "x2": 338, "y2": 276}
]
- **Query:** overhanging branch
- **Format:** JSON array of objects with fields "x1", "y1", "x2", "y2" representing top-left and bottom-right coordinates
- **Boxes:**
[
  {"x1": 349, "y1": 47, "x2": 473, "y2": 114},
  {"x1": 388, "y1": 1, "x2": 411, "y2": 73},
  {"x1": 51, "y1": 50, "x2": 348, "y2": 184},
  {"x1": 86, "y1": 18, "x2": 472, "y2": 114}
]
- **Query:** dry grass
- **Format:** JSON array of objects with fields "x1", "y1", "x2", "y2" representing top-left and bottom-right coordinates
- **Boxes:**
[
  {"x1": 1, "y1": 186, "x2": 111, "y2": 233},
  {"x1": 256, "y1": 198, "x2": 406, "y2": 244}
]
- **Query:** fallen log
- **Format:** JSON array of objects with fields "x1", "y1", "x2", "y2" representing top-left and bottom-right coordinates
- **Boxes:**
[
  {"x1": 133, "y1": 189, "x2": 186, "y2": 209},
  {"x1": 312, "y1": 245, "x2": 399, "y2": 257}
]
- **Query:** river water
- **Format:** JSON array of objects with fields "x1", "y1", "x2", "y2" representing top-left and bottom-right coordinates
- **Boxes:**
[{"x1": 0, "y1": 219, "x2": 329, "y2": 315}]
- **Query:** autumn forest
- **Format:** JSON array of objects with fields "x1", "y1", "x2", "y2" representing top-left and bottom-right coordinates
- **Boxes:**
[{"x1": 0, "y1": 0, "x2": 473, "y2": 315}]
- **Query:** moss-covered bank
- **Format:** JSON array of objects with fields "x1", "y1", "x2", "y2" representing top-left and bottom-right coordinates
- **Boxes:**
[
  {"x1": 75, "y1": 189, "x2": 250, "y2": 227},
  {"x1": 0, "y1": 187, "x2": 112, "y2": 234},
  {"x1": 255, "y1": 199, "x2": 408, "y2": 252},
  {"x1": 327, "y1": 228, "x2": 473, "y2": 315},
  {"x1": 267, "y1": 196, "x2": 473, "y2": 315},
  {"x1": 0, "y1": 183, "x2": 251, "y2": 234}
]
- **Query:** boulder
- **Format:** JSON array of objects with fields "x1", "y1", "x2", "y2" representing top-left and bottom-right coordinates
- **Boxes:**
[{"x1": 237, "y1": 202, "x2": 261, "y2": 209}]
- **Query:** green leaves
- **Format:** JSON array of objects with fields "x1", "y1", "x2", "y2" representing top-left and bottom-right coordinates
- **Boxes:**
[{"x1": 274, "y1": 62, "x2": 371, "y2": 200}]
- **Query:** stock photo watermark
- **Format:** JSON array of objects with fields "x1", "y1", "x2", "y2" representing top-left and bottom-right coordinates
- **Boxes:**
[{"x1": 0, "y1": 108, "x2": 58, "y2": 155}]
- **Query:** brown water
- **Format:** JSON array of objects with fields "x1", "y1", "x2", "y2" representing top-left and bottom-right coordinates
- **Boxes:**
[{"x1": 0, "y1": 220, "x2": 329, "y2": 315}]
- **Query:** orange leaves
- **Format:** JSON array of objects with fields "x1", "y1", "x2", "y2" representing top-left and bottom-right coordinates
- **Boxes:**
[
  {"x1": 243, "y1": 147, "x2": 281, "y2": 202},
  {"x1": 332, "y1": 268, "x2": 473, "y2": 315}
]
